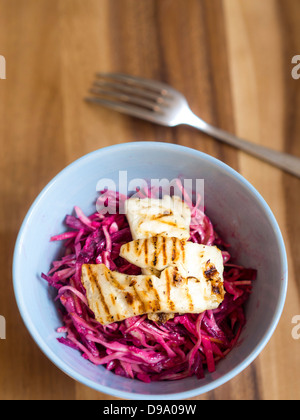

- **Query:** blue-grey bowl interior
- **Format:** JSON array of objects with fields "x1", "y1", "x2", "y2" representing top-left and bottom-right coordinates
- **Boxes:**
[{"x1": 13, "y1": 142, "x2": 288, "y2": 399}]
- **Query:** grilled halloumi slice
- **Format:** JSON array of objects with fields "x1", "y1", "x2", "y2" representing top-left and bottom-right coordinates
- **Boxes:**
[
  {"x1": 81, "y1": 263, "x2": 224, "y2": 326},
  {"x1": 81, "y1": 264, "x2": 162, "y2": 325},
  {"x1": 120, "y1": 237, "x2": 224, "y2": 279},
  {"x1": 125, "y1": 195, "x2": 191, "y2": 240},
  {"x1": 120, "y1": 237, "x2": 225, "y2": 309}
]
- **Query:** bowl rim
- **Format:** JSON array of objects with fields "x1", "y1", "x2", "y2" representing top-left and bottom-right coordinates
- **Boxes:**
[{"x1": 12, "y1": 141, "x2": 288, "y2": 400}]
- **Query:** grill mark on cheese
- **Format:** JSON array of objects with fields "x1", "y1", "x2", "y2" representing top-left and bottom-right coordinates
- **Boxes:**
[
  {"x1": 162, "y1": 236, "x2": 167, "y2": 266},
  {"x1": 143, "y1": 287, "x2": 160, "y2": 312},
  {"x1": 157, "y1": 220, "x2": 180, "y2": 227},
  {"x1": 146, "y1": 276, "x2": 153, "y2": 291},
  {"x1": 147, "y1": 277, "x2": 161, "y2": 312},
  {"x1": 132, "y1": 283, "x2": 147, "y2": 313},
  {"x1": 185, "y1": 285, "x2": 194, "y2": 312},
  {"x1": 171, "y1": 237, "x2": 177, "y2": 261},
  {"x1": 152, "y1": 236, "x2": 158, "y2": 266},
  {"x1": 107, "y1": 270, "x2": 124, "y2": 291},
  {"x1": 87, "y1": 265, "x2": 111, "y2": 321},
  {"x1": 150, "y1": 211, "x2": 173, "y2": 220},
  {"x1": 164, "y1": 268, "x2": 175, "y2": 311},
  {"x1": 120, "y1": 237, "x2": 189, "y2": 271},
  {"x1": 135, "y1": 239, "x2": 141, "y2": 256},
  {"x1": 95, "y1": 301, "x2": 103, "y2": 324},
  {"x1": 144, "y1": 238, "x2": 148, "y2": 265},
  {"x1": 124, "y1": 292, "x2": 134, "y2": 305},
  {"x1": 129, "y1": 278, "x2": 137, "y2": 287},
  {"x1": 118, "y1": 277, "x2": 148, "y2": 314},
  {"x1": 180, "y1": 239, "x2": 185, "y2": 264}
]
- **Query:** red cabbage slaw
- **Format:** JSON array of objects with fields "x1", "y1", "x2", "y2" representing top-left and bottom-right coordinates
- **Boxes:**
[{"x1": 42, "y1": 188, "x2": 256, "y2": 382}]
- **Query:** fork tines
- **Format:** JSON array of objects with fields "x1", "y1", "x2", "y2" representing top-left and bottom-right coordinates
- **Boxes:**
[{"x1": 86, "y1": 73, "x2": 172, "y2": 117}]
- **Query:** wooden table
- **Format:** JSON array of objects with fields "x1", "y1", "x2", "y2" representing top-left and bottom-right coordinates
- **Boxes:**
[{"x1": 0, "y1": 0, "x2": 299, "y2": 400}]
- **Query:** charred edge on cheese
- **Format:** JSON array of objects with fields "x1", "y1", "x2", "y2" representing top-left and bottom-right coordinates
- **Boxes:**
[
  {"x1": 148, "y1": 312, "x2": 175, "y2": 323},
  {"x1": 203, "y1": 260, "x2": 225, "y2": 302},
  {"x1": 157, "y1": 313, "x2": 173, "y2": 323},
  {"x1": 171, "y1": 267, "x2": 185, "y2": 286}
]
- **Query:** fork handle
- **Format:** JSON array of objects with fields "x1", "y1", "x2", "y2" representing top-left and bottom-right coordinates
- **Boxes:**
[{"x1": 185, "y1": 113, "x2": 300, "y2": 178}]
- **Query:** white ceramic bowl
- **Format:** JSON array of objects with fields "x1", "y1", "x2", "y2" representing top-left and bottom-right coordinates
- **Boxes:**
[{"x1": 13, "y1": 142, "x2": 288, "y2": 399}]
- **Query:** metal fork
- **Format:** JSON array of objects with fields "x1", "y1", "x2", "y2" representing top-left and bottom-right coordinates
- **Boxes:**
[{"x1": 86, "y1": 73, "x2": 300, "y2": 178}]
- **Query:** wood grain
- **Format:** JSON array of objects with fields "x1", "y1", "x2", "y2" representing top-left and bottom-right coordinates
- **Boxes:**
[{"x1": 0, "y1": 0, "x2": 299, "y2": 400}]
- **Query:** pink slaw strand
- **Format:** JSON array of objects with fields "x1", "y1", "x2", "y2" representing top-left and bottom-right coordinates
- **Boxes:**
[{"x1": 42, "y1": 185, "x2": 256, "y2": 382}]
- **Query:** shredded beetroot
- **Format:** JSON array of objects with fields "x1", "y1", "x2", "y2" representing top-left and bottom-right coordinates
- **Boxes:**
[{"x1": 42, "y1": 187, "x2": 256, "y2": 382}]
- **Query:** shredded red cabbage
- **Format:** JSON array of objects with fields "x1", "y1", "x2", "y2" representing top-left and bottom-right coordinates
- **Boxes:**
[{"x1": 42, "y1": 188, "x2": 256, "y2": 382}]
